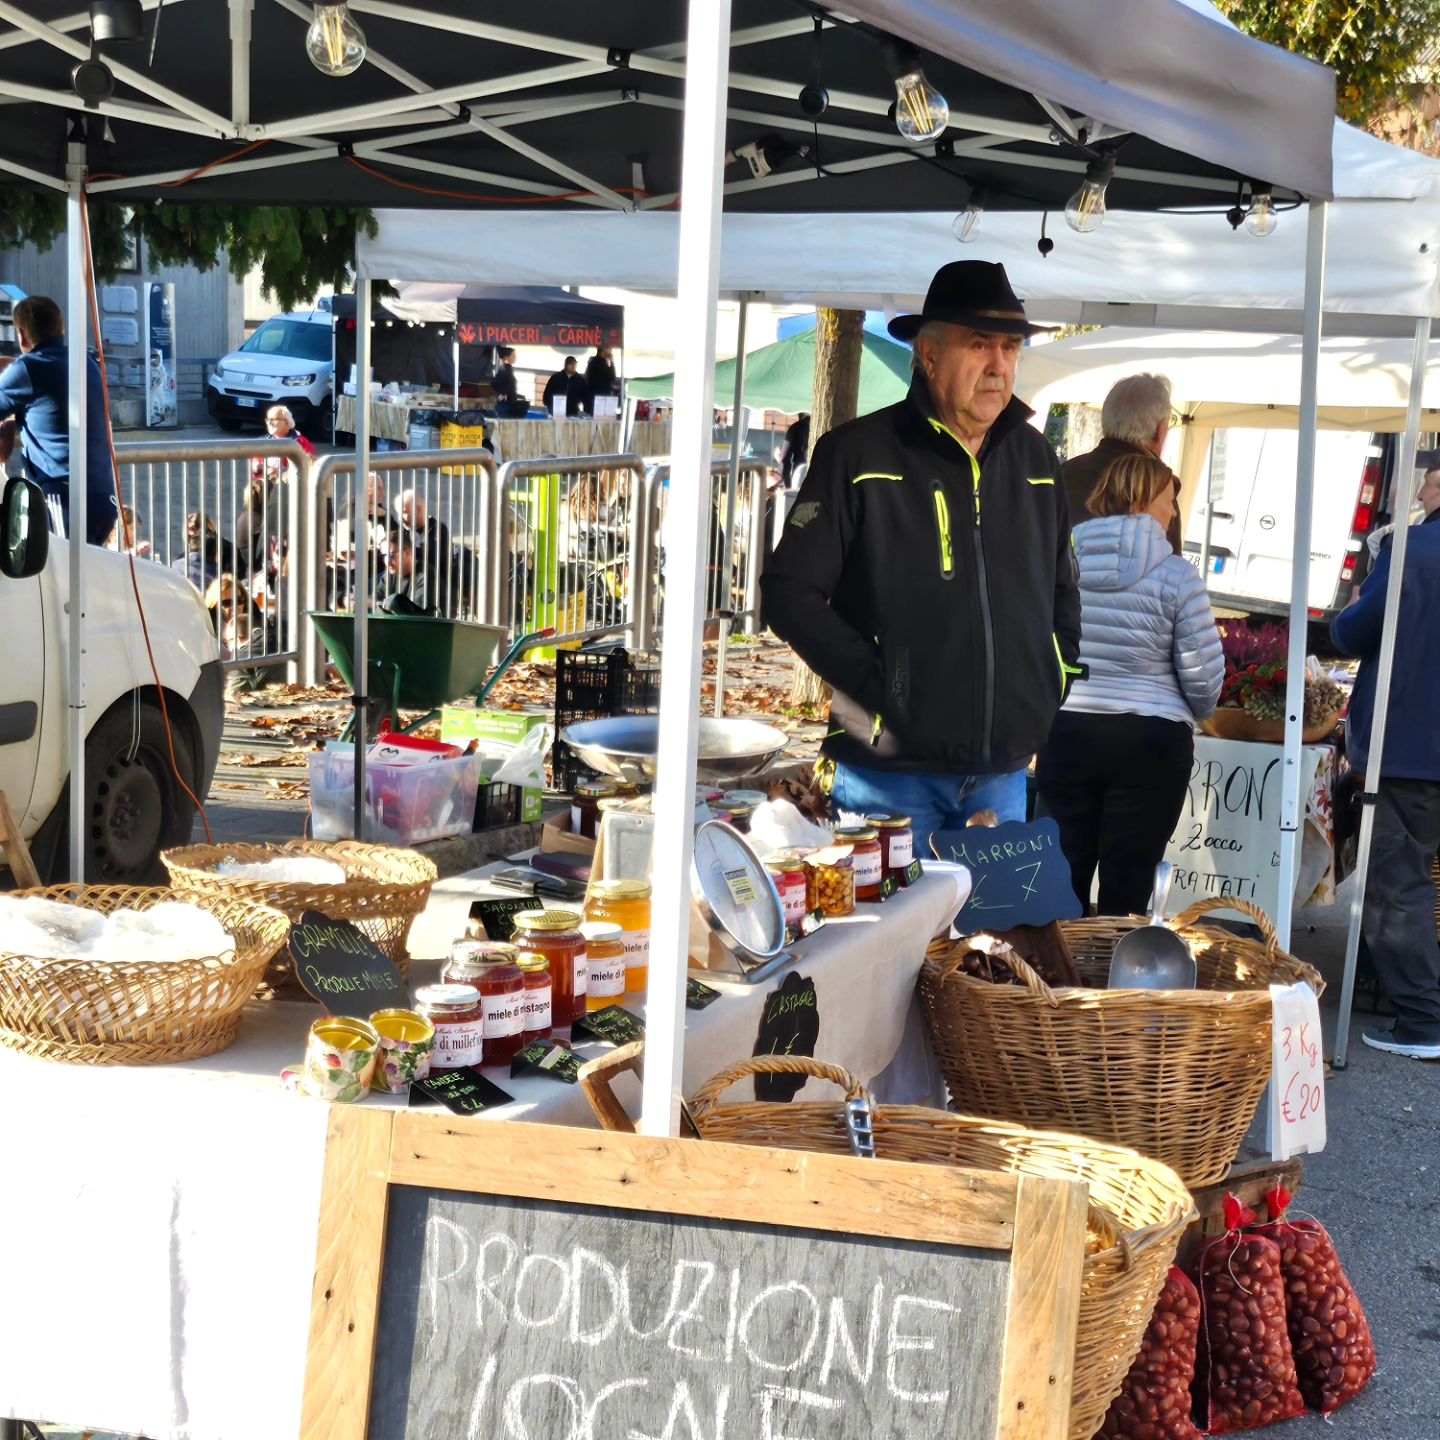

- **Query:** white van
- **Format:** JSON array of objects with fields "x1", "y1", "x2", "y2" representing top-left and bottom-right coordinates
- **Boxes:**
[
  {"x1": 206, "y1": 310, "x2": 334, "y2": 438},
  {"x1": 0, "y1": 478, "x2": 224, "y2": 884}
]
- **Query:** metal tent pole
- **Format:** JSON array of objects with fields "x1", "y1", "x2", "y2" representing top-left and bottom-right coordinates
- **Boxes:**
[
  {"x1": 639, "y1": 0, "x2": 733, "y2": 1139},
  {"x1": 1333, "y1": 314, "x2": 1433, "y2": 1067},
  {"x1": 1275, "y1": 201, "x2": 1328, "y2": 951},
  {"x1": 66, "y1": 127, "x2": 88, "y2": 881},
  {"x1": 714, "y1": 294, "x2": 749, "y2": 717},
  {"x1": 352, "y1": 274, "x2": 372, "y2": 840}
]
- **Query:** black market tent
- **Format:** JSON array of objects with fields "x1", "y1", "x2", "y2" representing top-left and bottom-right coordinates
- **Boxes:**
[{"x1": 0, "y1": 0, "x2": 1344, "y2": 1133}]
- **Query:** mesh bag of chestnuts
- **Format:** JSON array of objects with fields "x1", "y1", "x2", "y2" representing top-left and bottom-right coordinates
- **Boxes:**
[
  {"x1": 1094, "y1": 1265, "x2": 1204, "y2": 1440},
  {"x1": 1252, "y1": 1184, "x2": 1376, "y2": 1414},
  {"x1": 1193, "y1": 1195, "x2": 1306, "y2": 1432}
]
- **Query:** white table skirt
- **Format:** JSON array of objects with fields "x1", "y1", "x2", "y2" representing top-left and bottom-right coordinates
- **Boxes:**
[{"x1": 0, "y1": 864, "x2": 967, "y2": 1440}]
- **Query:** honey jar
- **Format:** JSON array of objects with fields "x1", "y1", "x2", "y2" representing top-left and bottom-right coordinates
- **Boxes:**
[
  {"x1": 869, "y1": 812, "x2": 917, "y2": 886},
  {"x1": 766, "y1": 855, "x2": 809, "y2": 929},
  {"x1": 444, "y1": 940, "x2": 525, "y2": 1065},
  {"x1": 414, "y1": 984, "x2": 485, "y2": 1071},
  {"x1": 585, "y1": 879, "x2": 652, "y2": 996},
  {"x1": 833, "y1": 824, "x2": 883, "y2": 901},
  {"x1": 580, "y1": 920, "x2": 627, "y2": 1010},
  {"x1": 571, "y1": 780, "x2": 618, "y2": 838},
  {"x1": 516, "y1": 955, "x2": 552, "y2": 1043},
  {"x1": 512, "y1": 909, "x2": 588, "y2": 1026}
]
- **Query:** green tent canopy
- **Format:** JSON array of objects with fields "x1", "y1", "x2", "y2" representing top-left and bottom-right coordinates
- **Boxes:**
[{"x1": 629, "y1": 327, "x2": 911, "y2": 415}]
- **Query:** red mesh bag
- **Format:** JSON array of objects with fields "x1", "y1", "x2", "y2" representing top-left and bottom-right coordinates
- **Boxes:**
[
  {"x1": 1193, "y1": 1196, "x2": 1306, "y2": 1432},
  {"x1": 1254, "y1": 1185, "x2": 1376, "y2": 1414},
  {"x1": 1094, "y1": 1266, "x2": 1203, "y2": 1440}
]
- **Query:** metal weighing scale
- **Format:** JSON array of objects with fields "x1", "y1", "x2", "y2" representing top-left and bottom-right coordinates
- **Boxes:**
[{"x1": 688, "y1": 818, "x2": 792, "y2": 984}]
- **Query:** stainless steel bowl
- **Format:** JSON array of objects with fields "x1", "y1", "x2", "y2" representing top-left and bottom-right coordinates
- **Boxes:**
[{"x1": 558, "y1": 715, "x2": 789, "y2": 784}]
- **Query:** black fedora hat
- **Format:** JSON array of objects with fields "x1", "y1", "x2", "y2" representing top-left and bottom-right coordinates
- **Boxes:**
[{"x1": 888, "y1": 260, "x2": 1051, "y2": 341}]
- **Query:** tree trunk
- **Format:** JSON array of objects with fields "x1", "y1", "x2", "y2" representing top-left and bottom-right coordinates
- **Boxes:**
[{"x1": 789, "y1": 308, "x2": 865, "y2": 709}]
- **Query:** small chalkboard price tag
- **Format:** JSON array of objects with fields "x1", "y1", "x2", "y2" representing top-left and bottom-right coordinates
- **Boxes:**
[
  {"x1": 798, "y1": 907, "x2": 826, "y2": 938},
  {"x1": 880, "y1": 874, "x2": 899, "y2": 900},
  {"x1": 510, "y1": 1040, "x2": 583, "y2": 1084},
  {"x1": 467, "y1": 896, "x2": 542, "y2": 943},
  {"x1": 686, "y1": 977, "x2": 720, "y2": 1010},
  {"x1": 571, "y1": 1004, "x2": 646, "y2": 1046},
  {"x1": 752, "y1": 972, "x2": 820, "y2": 1102},
  {"x1": 410, "y1": 1066, "x2": 514, "y2": 1115},
  {"x1": 289, "y1": 911, "x2": 408, "y2": 1011},
  {"x1": 932, "y1": 818, "x2": 1082, "y2": 928},
  {"x1": 905, "y1": 858, "x2": 924, "y2": 885}
]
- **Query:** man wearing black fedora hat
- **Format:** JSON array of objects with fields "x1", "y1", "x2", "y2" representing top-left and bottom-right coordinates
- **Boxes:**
[{"x1": 762, "y1": 261, "x2": 1083, "y2": 849}]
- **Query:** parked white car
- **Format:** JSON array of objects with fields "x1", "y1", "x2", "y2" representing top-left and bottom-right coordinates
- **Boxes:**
[
  {"x1": 207, "y1": 309, "x2": 333, "y2": 438},
  {"x1": 0, "y1": 478, "x2": 224, "y2": 883}
]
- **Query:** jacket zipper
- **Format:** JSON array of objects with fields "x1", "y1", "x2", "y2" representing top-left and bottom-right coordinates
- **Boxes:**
[
  {"x1": 968, "y1": 449, "x2": 995, "y2": 768},
  {"x1": 932, "y1": 484, "x2": 954, "y2": 578}
]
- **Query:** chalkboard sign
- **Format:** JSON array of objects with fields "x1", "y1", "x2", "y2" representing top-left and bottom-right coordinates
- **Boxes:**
[
  {"x1": 467, "y1": 896, "x2": 545, "y2": 943},
  {"x1": 289, "y1": 911, "x2": 409, "y2": 1010},
  {"x1": 302, "y1": 1112, "x2": 1088, "y2": 1440},
  {"x1": 752, "y1": 972, "x2": 820, "y2": 1102},
  {"x1": 932, "y1": 819, "x2": 1083, "y2": 927},
  {"x1": 570, "y1": 1004, "x2": 646, "y2": 1046}
]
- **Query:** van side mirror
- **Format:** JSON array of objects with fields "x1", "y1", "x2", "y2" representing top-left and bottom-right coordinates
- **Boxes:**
[{"x1": 0, "y1": 477, "x2": 49, "y2": 579}]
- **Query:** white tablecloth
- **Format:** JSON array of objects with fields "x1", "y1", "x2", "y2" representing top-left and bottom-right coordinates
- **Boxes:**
[{"x1": 0, "y1": 865, "x2": 966, "y2": 1440}]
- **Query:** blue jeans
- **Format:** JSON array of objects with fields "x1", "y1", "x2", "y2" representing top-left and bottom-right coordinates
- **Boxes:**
[{"x1": 830, "y1": 761, "x2": 1027, "y2": 858}]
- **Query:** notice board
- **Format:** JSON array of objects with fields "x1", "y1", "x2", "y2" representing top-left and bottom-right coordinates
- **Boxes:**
[{"x1": 302, "y1": 1111, "x2": 1088, "y2": 1440}]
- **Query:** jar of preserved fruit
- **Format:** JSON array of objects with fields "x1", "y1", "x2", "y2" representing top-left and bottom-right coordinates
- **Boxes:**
[
  {"x1": 516, "y1": 955, "x2": 552, "y2": 1043},
  {"x1": 512, "y1": 909, "x2": 587, "y2": 1026},
  {"x1": 803, "y1": 851, "x2": 855, "y2": 917},
  {"x1": 414, "y1": 983, "x2": 485, "y2": 1071},
  {"x1": 571, "y1": 780, "x2": 618, "y2": 839},
  {"x1": 444, "y1": 940, "x2": 524, "y2": 1065},
  {"x1": 766, "y1": 855, "x2": 809, "y2": 929},
  {"x1": 868, "y1": 812, "x2": 916, "y2": 885},
  {"x1": 833, "y1": 824, "x2": 883, "y2": 902},
  {"x1": 580, "y1": 921, "x2": 627, "y2": 1010},
  {"x1": 584, "y1": 879, "x2": 652, "y2": 996}
]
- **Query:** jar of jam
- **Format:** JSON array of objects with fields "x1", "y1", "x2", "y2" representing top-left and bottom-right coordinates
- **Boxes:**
[
  {"x1": 868, "y1": 812, "x2": 916, "y2": 885},
  {"x1": 513, "y1": 909, "x2": 587, "y2": 1026},
  {"x1": 723, "y1": 802, "x2": 754, "y2": 834},
  {"x1": 581, "y1": 920, "x2": 627, "y2": 1009},
  {"x1": 414, "y1": 983, "x2": 485, "y2": 1071},
  {"x1": 516, "y1": 955, "x2": 552, "y2": 1043},
  {"x1": 766, "y1": 855, "x2": 809, "y2": 929},
  {"x1": 571, "y1": 780, "x2": 618, "y2": 839},
  {"x1": 834, "y1": 824, "x2": 883, "y2": 901},
  {"x1": 803, "y1": 850, "x2": 855, "y2": 917},
  {"x1": 444, "y1": 940, "x2": 525, "y2": 1065},
  {"x1": 584, "y1": 879, "x2": 652, "y2": 996}
]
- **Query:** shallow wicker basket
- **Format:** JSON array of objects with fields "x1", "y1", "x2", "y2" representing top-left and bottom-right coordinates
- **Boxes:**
[
  {"x1": 684, "y1": 1055, "x2": 1196, "y2": 1440},
  {"x1": 0, "y1": 885, "x2": 289, "y2": 1065},
  {"x1": 161, "y1": 841, "x2": 436, "y2": 998},
  {"x1": 921, "y1": 897, "x2": 1324, "y2": 1189}
]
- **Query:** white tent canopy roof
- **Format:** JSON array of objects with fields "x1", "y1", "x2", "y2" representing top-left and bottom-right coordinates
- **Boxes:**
[{"x1": 1015, "y1": 327, "x2": 1440, "y2": 431}]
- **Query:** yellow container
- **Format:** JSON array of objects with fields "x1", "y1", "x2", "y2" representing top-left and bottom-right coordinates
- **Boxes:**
[
  {"x1": 369, "y1": 1008, "x2": 436, "y2": 1093},
  {"x1": 440, "y1": 420, "x2": 486, "y2": 474},
  {"x1": 302, "y1": 1016, "x2": 381, "y2": 1102},
  {"x1": 585, "y1": 880, "x2": 651, "y2": 996}
]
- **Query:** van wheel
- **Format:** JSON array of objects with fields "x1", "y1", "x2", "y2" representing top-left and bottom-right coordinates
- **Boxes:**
[{"x1": 84, "y1": 704, "x2": 196, "y2": 884}]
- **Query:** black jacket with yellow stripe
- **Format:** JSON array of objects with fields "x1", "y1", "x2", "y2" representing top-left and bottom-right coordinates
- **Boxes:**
[{"x1": 762, "y1": 376, "x2": 1082, "y2": 775}]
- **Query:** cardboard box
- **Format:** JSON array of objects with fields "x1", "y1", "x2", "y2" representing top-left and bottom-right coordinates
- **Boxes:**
[
  {"x1": 440, "y1": 706, "x2": 548, "y2": 823},
  {"x1": 539, "y1": 810, "x2": 596, "y2": 859}
]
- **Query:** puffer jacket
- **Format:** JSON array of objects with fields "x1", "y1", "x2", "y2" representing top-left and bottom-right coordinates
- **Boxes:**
[{"x1": 1063, "y1": 514, "x2": 1223, "y2": 724}]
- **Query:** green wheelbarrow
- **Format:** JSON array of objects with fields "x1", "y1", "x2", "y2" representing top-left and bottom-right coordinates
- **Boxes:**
[{"x1": 308, "y1": 612, "x2": 555, "y2": 740}]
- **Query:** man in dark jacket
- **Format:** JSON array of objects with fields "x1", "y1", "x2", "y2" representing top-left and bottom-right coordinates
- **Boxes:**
[
  {"x1": 1331, "y1": 465, "x2": 1440, "y2": 1059},
  {"x1": 584, "y1": 346, "x2": 618, "y2": 404},
  {"x1": 543, "y1": 356, "x2": 590, "y2": 416},
  {"x1": 762, "y1": 261, "x2": 1082, "y2": 846},
  {"x1": 1062, "y1": 372, "x2": 1182, "y2": 554}
]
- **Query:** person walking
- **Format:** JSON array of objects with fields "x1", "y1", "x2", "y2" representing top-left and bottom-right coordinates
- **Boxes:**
[
  {"x1": 762, "y1": 260, "x2": 1082, "y2": 847},
  {"x1": 1332, "y1": 465, "x2": 1440, "y2": 1059},
  {"x1": 1036, "y1": 452, "x2": 1223, "y2": 915},
  {"x1": 0, "y1": 295, "x2": 118, "y2": 544}
]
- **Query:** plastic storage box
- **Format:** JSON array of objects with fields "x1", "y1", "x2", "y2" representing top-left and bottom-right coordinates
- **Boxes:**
[{"x1": 308, "y1": 748, "x2": 481, "y2": 846}]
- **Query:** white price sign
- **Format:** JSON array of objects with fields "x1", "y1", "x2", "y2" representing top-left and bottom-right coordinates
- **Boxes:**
[{"x1": 1269, "y1": 981, "x2": 1326, "y2": 1160}]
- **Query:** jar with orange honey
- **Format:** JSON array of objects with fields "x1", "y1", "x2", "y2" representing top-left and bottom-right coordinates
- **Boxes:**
[
  {"x1": 581, "y1": 920, "x2": 627, "y2": 1010},
  {"x1": 512, "y1": 909, "x2": 587, "y2": 1026},
  {"x1": 833, "y1": 824, "x2": 883, "y2": 901},
  {"x1": 444, "y1": 940, "x2": 525, "y2": 1065},
  {"x1": 584, "y1": 879, "x2": 652, "y2": 996}
]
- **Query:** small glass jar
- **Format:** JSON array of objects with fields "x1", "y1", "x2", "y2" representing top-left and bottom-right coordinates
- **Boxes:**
[
  {"x1": 834, "y1": 824, "x2": 883, "y2": 902},
  {"x1": 516, "y1": 955, "x2": 552, "y2": 1044},
  {"x1": 766, "y1": 855, "x2": 809, "y2": 929},
  {"x1": 869, "y1": 812, "x2": 916, "y2": 885},
  {"x1": 414, "y1": 982, "x2": 485, "y2": 1071},
  {"x1": 444, "y1": 940, "x2": 525, "y2": 1065},
  {"x1": 585, "y1": 879, "x2": 652, "y2": 996},
  {"x1": 723, "y1": 802, "x2": 754, "y2": 834},
  {"x1": 513, "y1": 909, "x2": 587, "y2": 1026},
  {"x1": 571, "y1": 780, "x2": 618, "y2": 838},
  {"x1": 722, "y1": 788, "x2": 769, "y2": 811},
  {"x1": 803, "y1": 851, "x2": 855, "y2": 917},
  {"x1": 581, "y1": 920, "x2": 627, "y2": 1010}
]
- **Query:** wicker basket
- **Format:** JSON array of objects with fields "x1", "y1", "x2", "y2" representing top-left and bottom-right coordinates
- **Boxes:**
[
  {"x1": 161, "y1": 841, "x2": 436, "y2": 998},
  {"x1": 921, "y1": 897, "x2": 1323, "y2": 1189},
  {"x1": 0, "y1": 885, "x2": 289, "y2": 1065},
  {"x1": 685, "y1": 1055, "x2": 1196, "y2": 1440}
]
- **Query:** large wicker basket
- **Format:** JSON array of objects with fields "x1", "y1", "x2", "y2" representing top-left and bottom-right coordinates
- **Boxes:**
[
  {"x1": 0, "y1": 885, "x2": 289, "y2": 1064},
  {"x1": 161, "y1": 841, "x2": 436, "y2": 998},
  {"x1": 685, "y1": 1055, "x2": 1196, "y2": 1440},
  {"x1": 921, "y1": 897, "x2": 1324, "y2": 1189}
]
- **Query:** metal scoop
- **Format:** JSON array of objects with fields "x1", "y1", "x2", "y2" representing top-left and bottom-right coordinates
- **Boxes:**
[{"x1": 1107, "y1": 862, "x2": 1197, "y2": 990}]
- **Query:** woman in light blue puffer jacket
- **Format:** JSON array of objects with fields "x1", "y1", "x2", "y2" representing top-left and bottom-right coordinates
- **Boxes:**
[{"x1": 1037, "y1": 453, "x2": 1223, "y2": 915}]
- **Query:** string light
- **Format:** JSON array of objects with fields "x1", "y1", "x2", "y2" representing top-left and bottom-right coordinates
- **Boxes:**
[
  {"x1": 1245, "y1": 188, "x2": 1278, "y2": 237},
  {"x1": 883, "y1": 42, "x2": 948, "y2": 143},
  {"x1": 952, "y1": 189, "x2": 984, "y2": 243},
  {"x1": 306, "y1": 2, "x2": 366, "y2": 77},
  {"x1": 1065, "y1": 155, "x2": 1115, "y2": 234}
]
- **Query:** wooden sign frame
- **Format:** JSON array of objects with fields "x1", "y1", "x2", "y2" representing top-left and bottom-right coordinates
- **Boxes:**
[{"x1": 302, "y1": 1108, "x2": 1089, "y2": 1440}]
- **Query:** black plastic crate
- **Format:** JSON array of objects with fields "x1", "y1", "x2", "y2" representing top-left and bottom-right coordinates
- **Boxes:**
[
  {"x1": 473, "y1": 778, "x2": 522, "y2": 831},
  {"x1": 552, "y1": 645, "x2": 661, "y2": 791}
]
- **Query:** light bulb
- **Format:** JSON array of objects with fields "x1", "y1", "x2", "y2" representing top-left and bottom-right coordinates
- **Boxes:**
[
  {"x1": 306, "y1": 3, "x2": 366, "y2": 77},
  {"x1": 1245, "y1": 191, "x2": 1277, "y2": 237},
  {"x1": 952, "y1": 202, "x2": 983, "y2": 243},
  {"x1": 893, "y1": 68, "x2": 948, "y2": 143},
  {"x1": 1064, "y1": 179, "x2": 1107, "y2": 233}
]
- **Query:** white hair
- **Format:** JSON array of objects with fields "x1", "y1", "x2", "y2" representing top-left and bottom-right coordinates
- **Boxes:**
[
  {"x1": 265, "y1": 403, "x2": 296, "y2": 427},
  {"x1": 1101, "y1": 374, "x2": 1172, "y2": 447},
  {"x1": 909, "y1": 320, "x2": 949, "y2": 374}
]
